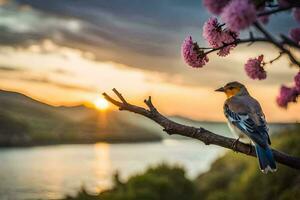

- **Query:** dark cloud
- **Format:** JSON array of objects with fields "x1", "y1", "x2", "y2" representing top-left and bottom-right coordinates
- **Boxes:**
[
  {"x1": 0, "y1": 0, "x2": 208, "y2": 73},
  {"x1": 0, "y1": 0, "x2": 297, "y2": 86},
  {"x1": 0, "y1": 66, "x2": 24, "y2": 72}
]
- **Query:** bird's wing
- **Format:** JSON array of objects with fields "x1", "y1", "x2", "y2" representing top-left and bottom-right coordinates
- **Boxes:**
[{"x1": 224, "y1": 99, "x2": 269, "y2": 148}]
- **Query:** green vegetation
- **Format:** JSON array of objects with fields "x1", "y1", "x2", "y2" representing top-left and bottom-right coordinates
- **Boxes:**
[
  {"x1": 64, "y1": 125, "x2": 300, "y2": 200},
  {"x1": 194, "y1": 125, "x2": 300, "y2": 200},
  {"x1": 0, "y1": 90, "x2": 161, "y2": 146},
  {"x1": 64, "y1": 164, "x2": 197, "y2": 200}
]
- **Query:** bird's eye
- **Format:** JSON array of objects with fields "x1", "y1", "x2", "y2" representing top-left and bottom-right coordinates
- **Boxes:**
[{"x1": 228, "y1": 87, "x2": 234, "y2": 90}]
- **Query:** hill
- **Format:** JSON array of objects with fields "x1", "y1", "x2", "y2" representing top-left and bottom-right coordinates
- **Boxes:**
[
  {"x1": 0, "y1": 90, "x2": 295, "y2": 147},
  {"x1": 0, "y1": 90, "x2": 162, "y2": 146}
]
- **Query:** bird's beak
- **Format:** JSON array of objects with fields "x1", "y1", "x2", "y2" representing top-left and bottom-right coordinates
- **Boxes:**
[{"x1": 215, "y1": 87, "x2": 225, "y2": 92}]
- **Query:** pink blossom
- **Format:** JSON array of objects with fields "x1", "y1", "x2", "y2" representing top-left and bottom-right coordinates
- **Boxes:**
[
  {"x1": 289, "y1": 27, "x2": 300, "y2": 43},
  {"x1": 276, "y1": 85, "x2": 298, "y2": 108},
  {"x1": 295, "y1": 71, "x2": 300, "y2": 92},
  {"x1": 203, "y1": 17, "x2": 239, "y2": 57},
  {"x1": 203, "y1": 18, "x2": 224, "y2": 47},
  {"x1": 278, "y1": 0, "x2": 291, "y2": 8},
  {"x1": 221, "y1": 0, "x2": 257, "y2": 32},
  {"x1": 217, "y1": 31, "x2": 238, "y2": 56},
  {"x1": 293, "y1": 8, "x2": 300, "y2": 23},
  {"x1": 244, "y1": 55, "x2": 267, "y2": 80},
  {"x1": 181, "y1": 36, "x2": 209, "y2": 68},
  {"x1": 203, "y1": 0, "x2": 231, "y2": 15}
]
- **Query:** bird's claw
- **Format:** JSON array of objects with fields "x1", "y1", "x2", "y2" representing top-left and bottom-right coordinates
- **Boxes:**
[{"x1": 231, "y1": 137, "x2": 240, "y2": 152}]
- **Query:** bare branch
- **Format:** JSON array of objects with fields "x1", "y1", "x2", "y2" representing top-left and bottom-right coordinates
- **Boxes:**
[
  {"x1": 102, "y1": 92, "x2": 123, "y2": 107},
  {"x1": 103, "y1": 89, "x2": 300, "y2": 170},
  {"x1": 112, "y1": 88, "x2": 128, "y2": 104},
  {"x1": 144, "y1": 96, "x2": 157, "y2": 113},
  {"x1": 263, "y1": 52, "x2": 284, "y2": 65}
]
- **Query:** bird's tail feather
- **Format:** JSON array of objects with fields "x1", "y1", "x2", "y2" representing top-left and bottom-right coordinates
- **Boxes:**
[{"x1": 255, "y1": 144, "x2": 277, "y2": 173}]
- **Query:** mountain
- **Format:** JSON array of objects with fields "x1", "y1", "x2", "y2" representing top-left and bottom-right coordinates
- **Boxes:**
[{"x1": 0, "y1": 90, "x2": 162, "y2": 146}]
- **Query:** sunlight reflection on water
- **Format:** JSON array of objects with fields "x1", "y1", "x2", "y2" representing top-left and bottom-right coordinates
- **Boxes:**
[{"x1": 0, "y1": 140, "x2": 224, "y2": 200}]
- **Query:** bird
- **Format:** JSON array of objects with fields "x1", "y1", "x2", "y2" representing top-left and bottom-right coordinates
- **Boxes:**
[{"x1": 215, "y1": 81, "x2": 277, "y2": 173}]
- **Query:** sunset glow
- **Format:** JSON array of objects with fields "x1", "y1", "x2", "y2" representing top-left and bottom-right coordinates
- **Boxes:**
[
  {"x1": 94, "y1": 97, "x2": 109, "y2": 111},
  {"x1": 0, "y1": 1, "x2": 299, "y2": 122}
]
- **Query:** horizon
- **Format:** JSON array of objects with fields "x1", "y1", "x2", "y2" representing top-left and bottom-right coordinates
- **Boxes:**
[{"x1": 1, "y1": 88, "x2": 298, "y2": 124}]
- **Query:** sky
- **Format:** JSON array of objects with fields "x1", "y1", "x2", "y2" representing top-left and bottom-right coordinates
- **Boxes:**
[{"x1": 0, "y1": 0, "x2": 299, "y2": 122}]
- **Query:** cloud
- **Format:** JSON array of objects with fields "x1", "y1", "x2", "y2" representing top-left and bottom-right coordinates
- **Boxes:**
[
  {"x1": 0, "y1": 66, "x2": 24, "y2": 72},
  {"x1": 0, "y1": 0, "x2": 207, "y2": 72},
  {"x1": 0, "y1": 0, "x2": 298, "y2": 88},
  {"x1": 0, "y1": 70, "x2": 96, "y2": 92},
  {"x1": 21, "y1": 77, "x2": 97, "y2": 92}
]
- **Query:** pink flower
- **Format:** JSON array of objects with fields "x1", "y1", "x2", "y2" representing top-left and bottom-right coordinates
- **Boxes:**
[
  {"x1": 289, "y1": 27, "x2": 300, "y2": 43},
  {"x1": 244, "y1": 55, "x2": 267, "y2": 80},
  {"x1": 278, "y1": 0, "x2": 291, "y2": 8},
  {"x1": 181, "y1": 36, "x2": 209, "y2": 68},
  {"x1": 221, "y1": 0, "x2": 257, "y2": 32},
  {"x1": 217, "y1": 31, "x2": 239, "y2": 57},
  {"x1": 295, "y1": 71, "x2": 300, "y2": 92},
  {"x1": 203, "y1": 17, "x2": 239, "y2": 57},
  {"x1": 203, "y1": 18, "x2": 224, "y2": 47},
  {"x1": 293, "y1": 8, "x2": 300, "y2": 23},
  {"x1": 203, "y1": 0, "x2": 231, "y2": 15},
  {"x1": 276, "y1": 85, "x2": 298, "y2": 108}
]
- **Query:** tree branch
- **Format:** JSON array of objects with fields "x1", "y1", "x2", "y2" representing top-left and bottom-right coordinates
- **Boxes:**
[
  {"x1": 201, "y1": 32, "x2": 300, "y2": 68},
  {"x1": 257, "y1": 6, "x2": 293, "y2": 17},
  {"x1": 254, "y1": 22, "x2": 300, "y2": 68},
  {"x1": 204, "y1": 37, "x2": 269, "y2": 55},
  {"x1": 280, "y1": 34, "x2": 300, "y2": 50},
  {"x1": 263, "y1": 52, "x2": 284, "y2": 65},
  {"x1": 103, "y1": 89, "x2": 300, "y2": 170}
]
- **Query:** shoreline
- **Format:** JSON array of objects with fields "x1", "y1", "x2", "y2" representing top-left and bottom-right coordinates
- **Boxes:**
[{"x1": 0, "y1": 138, "x2": 163, "y2": 148}]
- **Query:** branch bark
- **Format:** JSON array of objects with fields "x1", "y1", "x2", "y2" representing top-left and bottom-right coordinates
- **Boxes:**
[{"x1": 103, "y1": 89, "x2": 300, "y2": 170}]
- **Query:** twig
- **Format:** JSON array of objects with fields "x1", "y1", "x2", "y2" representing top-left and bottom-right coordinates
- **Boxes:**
[
  {"x1": 112, "y1": 88, "x2": 128, "y2": 104},
  {"x1": 254, "y1": 22, "x2": 300, "y2": 68},
  {"x1": 257, "y1": 6, "x2": 293, "y2": 17},
  {"x1": 103, "y1": 89, "x2": 300, "y2": 170},
  {"x1": 263, "y1": 52, "x2": 284, "y2": 65},
  {"x1": 203, "y1": 37, "x2": 269, "y2": 55}
]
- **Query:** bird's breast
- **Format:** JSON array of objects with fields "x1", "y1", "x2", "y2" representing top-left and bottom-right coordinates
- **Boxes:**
[{"x1": 227, "y1": 121, "x2": 252, "y2": 143}]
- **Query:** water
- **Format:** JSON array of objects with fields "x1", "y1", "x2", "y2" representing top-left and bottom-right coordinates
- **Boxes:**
[
  {"x1": 0, "y1": 123, "x2": 290, "y2": 200},
  {"x1": 0, "y1": 140, "x2": 224, "y2": 200}
]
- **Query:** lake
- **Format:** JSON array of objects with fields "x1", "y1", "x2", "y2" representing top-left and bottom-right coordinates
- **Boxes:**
[
  {"x1": 0, "y1": 140, "x2": 225, "y2": 200},
  {"x1": 0, "y1": 123, "x2": 290, "y2": 200}
]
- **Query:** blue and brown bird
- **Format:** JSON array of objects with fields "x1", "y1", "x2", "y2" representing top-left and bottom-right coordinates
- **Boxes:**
[{"x1": 215, "y1": 81, "x2": 277, "y2": 173}]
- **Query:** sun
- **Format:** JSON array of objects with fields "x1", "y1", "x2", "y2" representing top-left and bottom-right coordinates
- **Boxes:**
[{"x1": 94, "y1": 97, "x2": 109, "y2": 110}]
